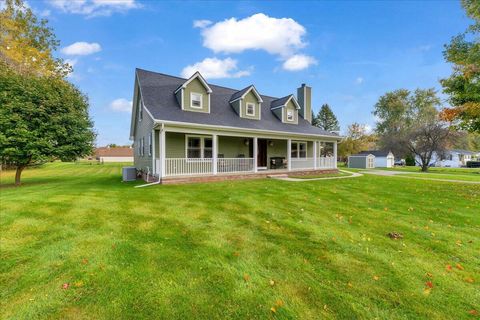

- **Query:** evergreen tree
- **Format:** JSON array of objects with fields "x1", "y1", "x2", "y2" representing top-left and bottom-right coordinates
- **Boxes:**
[{"x1": 314, "y1": 104, "x2": 339, "y2": 131}]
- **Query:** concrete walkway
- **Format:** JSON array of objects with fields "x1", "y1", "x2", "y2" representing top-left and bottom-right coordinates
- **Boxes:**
[
  {"x1": 270, "y1": 170, "x2": 363, "y2": 182},
  {"x1": 361, "y1": 170, "x2": 480, "y2": 184}
]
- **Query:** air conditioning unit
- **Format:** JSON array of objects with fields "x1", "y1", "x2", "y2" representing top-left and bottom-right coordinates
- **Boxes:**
[{"x1": 122, "y1": 166, "x2": 137, "y2": 182}]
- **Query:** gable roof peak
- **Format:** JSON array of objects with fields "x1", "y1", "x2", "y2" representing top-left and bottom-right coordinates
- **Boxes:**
[
  {"x1": 174, "y1": 71, "x2": 212, "y2": 94},
  {"x1": 229, "y1": 84, "x2": 263, "y2": 103},
  {"x1": 270, "y1": 94, "x2": 300, "y2": 110}
]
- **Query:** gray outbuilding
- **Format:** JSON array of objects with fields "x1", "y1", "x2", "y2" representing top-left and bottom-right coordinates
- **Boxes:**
[{"x1": 348, "y1": 153, "x2": 375, "y2": 169}]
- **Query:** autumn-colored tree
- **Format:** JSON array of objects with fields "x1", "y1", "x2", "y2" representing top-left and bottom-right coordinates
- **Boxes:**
[
  {"x1": 439, "y1": 0, "x2": 480, "y2": 132},
  {"x1": 338, "y1": 123, "x2": 377, "y2": 161},
  {"x1": 0, "y1": 0, "x2": 70, "y2": 76}
]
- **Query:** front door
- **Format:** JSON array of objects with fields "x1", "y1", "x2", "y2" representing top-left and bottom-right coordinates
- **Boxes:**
[{"x1": 257, "y1": 139, "x2": 267, "y2": 168}]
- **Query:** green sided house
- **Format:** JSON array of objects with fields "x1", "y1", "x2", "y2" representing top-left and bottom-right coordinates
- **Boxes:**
[{"x1": 130, "y1": 68, "x2": 342, "y2": 183}]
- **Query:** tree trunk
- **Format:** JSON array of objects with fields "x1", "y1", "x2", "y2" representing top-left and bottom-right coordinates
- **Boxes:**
[
  {"x1": 421, "y1": 163, "x2": 429, "y2": 172},
  {"x1": 15, "y1": 166, "x2": 25, "y2": 186}
]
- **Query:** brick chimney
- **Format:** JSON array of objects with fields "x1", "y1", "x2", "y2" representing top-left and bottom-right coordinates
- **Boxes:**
[{"x1": 297, "y1": 83, "x2": 312, "y2": 123}]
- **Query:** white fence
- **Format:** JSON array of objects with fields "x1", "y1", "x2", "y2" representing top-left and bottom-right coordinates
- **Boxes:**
[{"x1": 157, "y1": 156, "x2": 335, "y2": 177}]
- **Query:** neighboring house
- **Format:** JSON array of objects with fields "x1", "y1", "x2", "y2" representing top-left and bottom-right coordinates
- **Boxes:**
[
  {"x1": 357, "y1": 150, "x2": 394, "y2": 168},
  {"x1": 348, "y1": 153, "x2": 375, "y2": 169},
  {"x1": 416, "y1": 149, "x2": 477, "y2": 168},
  {"x1": 95, "y1": 147, "x2": 134, "y2": 163},
  {"x1": 130, "y1": 69, "x2": 342, "y2": 182}
]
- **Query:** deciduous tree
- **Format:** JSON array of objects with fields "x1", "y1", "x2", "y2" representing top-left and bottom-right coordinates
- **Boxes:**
[{"x1": 439, "y1": 0, "x2": 480, "y2": 132}]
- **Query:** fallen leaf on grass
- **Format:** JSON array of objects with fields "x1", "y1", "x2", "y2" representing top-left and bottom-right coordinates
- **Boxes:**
[
  {"x1": 73, "y1": 281, "x2": 84, "y2": 288},
  {"x1": 465, "y1": 277, "x2": 474, "y2": 283},
  {"x1": 233, "y1": 252, "x2": 240, "y2": 257},
  {"x1": 423, "y1": 288, "x2": 431, "y2": 295},
  {"x1": 373, "y1": 276, "x2": 379, "y2": 281},
  {"x1": 62, "y1": 283, "x2": 69, "y2": 290},
  {"x1": 446, "y1": 265, "x2": 453, "y2": 271},
  {"x1": 468, "y1": 310, "x2": 478, "y2": 315},
  {"x1": 456, "y1": 263, "x2": 464, "y2": 270},
  {"x1": 243, "y1": 274, "x2": 250, "y2": 282},
  {"x1": 270, "y1": 307, "x2": 277, "y2": 313},
  {"x1": 269, "y1": 280, "x2": 275, "y2": 286},
  {"x1": 426, "y1": 272, "x2": 433, "y2": 278},
  {"x1": 275, "y1": 300, "x2": 284, "y2": 307},
  {"x1": 81, "y1": 258, "x2": 88, "y2": 265},
  {"x1": 425, "y1": 281, "x2": 433, "y2": 289}
]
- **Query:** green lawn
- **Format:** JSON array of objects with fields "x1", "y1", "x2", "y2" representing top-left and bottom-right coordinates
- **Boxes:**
[
  {"x1": 379, "y1": 166, "x2": 480, "y2": 176},
  {"x1": 1, "y1": 163, "x2": 479, "y2": 319}
]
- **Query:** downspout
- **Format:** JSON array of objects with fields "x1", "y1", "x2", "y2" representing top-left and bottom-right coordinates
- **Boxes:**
[{"x1": 135, "y1": 122, "x2": 163, "y2": 188}]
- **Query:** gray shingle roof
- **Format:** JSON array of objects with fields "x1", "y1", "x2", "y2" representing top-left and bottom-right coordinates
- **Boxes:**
[
  {"x1": 358, "y1": 150, "x2": 392, "y2": 157},
  {"x1": 136, "y1": 68, "x2": 339, "y2": 138},
  {"x1": 270, "y1": 95, "x2": 294, "y2": 109},
  {"x1": 229, "y1": 85, "x2": 252, "y2": 102}
]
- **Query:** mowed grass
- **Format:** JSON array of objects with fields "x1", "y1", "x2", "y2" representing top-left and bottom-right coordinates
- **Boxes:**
[
  {"x1": 289, "y1": 171, "x2": 352, "y2": 179},
  {"x1": 1, "y1": 163, "x2": 479, "y2": 319}
]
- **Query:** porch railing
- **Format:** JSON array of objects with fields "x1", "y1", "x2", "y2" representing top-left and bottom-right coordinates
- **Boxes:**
[
  {"x1": 165, "y1": 158, "x2": 213, "y2": 177},
  {"x1": 317, "y1": 156, "x2": 335, "y2": 169},
  {"x1": 157, "y1": 156, "x2": 335, "y2": 177},
  {"x1": 218, "y1": 158, "x2": 254, "y2": 173},
  {"x1": 291, "y1": 157, "x2": 315, "y2": 170}
]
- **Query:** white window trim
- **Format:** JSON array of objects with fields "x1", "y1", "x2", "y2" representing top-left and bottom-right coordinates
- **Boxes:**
[
  {"x1": 246, "y1": 102, "x2": 255, "y2": 116},
  {"x1": 190, "y1": 92, "x2": 203, "y2": 109},
  {"x1": 141, "y1": 137, "x2": 145, "y2": 157},
  {"x1": 185, "y1": 135, "x2": 213, "y2": 159},
  {"x1": 291, "y1": 141, "x2": 307, "y2": 159}
]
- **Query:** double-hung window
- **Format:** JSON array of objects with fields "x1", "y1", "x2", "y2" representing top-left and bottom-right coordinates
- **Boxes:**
[
  {"x1": 148, "y1": 133, "x2": 152, "y2": 156},
  {"x1": 186, "y1": 136, "x2": 213, "y2": 159},
  {"x1": 291, "y1": 141, "x2": 307, "y2": 158},
  {"x1": 190, "y1": 92, "x2": 203, "y2": 109},
  {"x1": 246, "y1": 103, "x2": 255, "y2": 116},
  {"x1": 286, "y1": 110, "x2": 294, "y2": 121}
]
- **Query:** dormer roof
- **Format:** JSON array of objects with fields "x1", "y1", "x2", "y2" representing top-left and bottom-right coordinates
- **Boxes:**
[
  {"x1": 270, "y1": 95, "x2": 301, "y2": 110},
  {"x1": 174, "y1": 71, "x2": 212, "y2": 94},
  {"x1": 229, "y1": 85, "x2": 263, "y2": 103}
]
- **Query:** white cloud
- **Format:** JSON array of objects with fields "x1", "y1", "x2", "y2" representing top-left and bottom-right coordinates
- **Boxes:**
[
  {"x1": 282, "y1": 54, "x2": 317, "y2": 71},
  {"x1": 200, "y1": 13, "x2": 306, "y2": 57},
  {"x1": 181, "y1": 57, "x2": 251, "y2": 79},
  {"x1": 61, "y1": 42, "x2": 102, "y2": 56},
  {"x1": 48, "y1": 0, "x2": 141, "y2": 17},
  {"x1": 193, "y1": 19, "x2": 212, "y2": 28},
  {"x1": 355, "y1": 77, "x2": 364, "y2": 85},
  {"x1": 109, "y1": 98, "x2": 132, "y2": 112}
]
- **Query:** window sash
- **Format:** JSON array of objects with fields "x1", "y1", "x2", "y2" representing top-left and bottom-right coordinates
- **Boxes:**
[
  {"x1": 190, "y1": 93, "x2": 202, "y2": 108},
  {"x1": 246, "y1": 103, "x2": 255, "y2": 116},
  {"x1": 291, "y1": 142, "x2": 307, "y2": 159},
  {"x1": 186, "y1": 136, "x2": 212, "y2": 159}
]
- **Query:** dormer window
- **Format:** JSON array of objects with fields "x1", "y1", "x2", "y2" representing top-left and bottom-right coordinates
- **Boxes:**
[
  {"x1": 190, "y1": 92, "x2": 203, "y2": 109},
  {"x1": 246, "y1": 103, "x2": 255, "y2": 116},
  {"x1": 286, "y1": 110, "x2": 294, "y2": 121}
]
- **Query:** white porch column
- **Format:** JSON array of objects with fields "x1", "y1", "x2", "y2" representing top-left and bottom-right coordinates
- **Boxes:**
[
  {"x1": 212, "y1": 134, "x2": 218, "y2": 175},
  {"x1": 253, "y1": 137, "x2": 258, "y2": 173},
  {"x1": 151, "y1": 129, "x2": 156, "y2": 174},
  {"x1": 160, "y1": 128, "x2": 166, "y2": 178},
  {"x1": 313, "y1": 141, "x2": 317, "y2": 170},
  {"x1": 287, "y1": 139, "x2": 292, "y2": 171},
  {"x1": 333, "y1": 141, "x2": 338, "y2": 169}
]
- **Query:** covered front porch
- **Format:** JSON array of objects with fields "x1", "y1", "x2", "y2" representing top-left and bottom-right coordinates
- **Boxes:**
[{"x1": 151, "y1": 126, "x2": 337, "y2": 180}]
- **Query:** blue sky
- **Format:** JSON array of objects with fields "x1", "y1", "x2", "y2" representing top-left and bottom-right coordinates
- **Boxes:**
[{"x1": 28, "y1": 0, "x2": 472, "y2": 146}]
